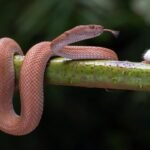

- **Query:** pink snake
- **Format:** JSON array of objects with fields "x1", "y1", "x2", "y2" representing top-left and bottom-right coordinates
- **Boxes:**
[{"x1": 0, "y1": 25, "x2": 118, "y2": 135}]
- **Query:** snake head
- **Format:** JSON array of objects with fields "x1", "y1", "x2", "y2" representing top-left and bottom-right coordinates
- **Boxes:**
[
  {"x1": 72, "y1": 25, "x2": 119, "y2": 39},
  {"x1": 73, "y1": 25, "x2": 104, "y2": 37}
]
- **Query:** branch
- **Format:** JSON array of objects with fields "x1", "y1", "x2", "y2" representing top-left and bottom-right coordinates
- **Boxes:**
[{"x1": 14, "y1": 56, "x2": 150, "y2": 91}]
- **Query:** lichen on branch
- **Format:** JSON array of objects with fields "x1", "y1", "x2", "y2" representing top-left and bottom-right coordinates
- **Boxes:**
[{"x1": 14, "y1": 56, "x2": 150, "y2": 91}]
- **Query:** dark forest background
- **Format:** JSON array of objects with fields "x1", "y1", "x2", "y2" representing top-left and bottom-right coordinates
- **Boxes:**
[{"x1": 1, "y1": 0, "x2": 150, "y2": 149}]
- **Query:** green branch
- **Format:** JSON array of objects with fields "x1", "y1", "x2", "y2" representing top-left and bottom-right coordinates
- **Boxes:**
[{"x1": 14, "y1": 56, "x2": 150, "y2": 91}]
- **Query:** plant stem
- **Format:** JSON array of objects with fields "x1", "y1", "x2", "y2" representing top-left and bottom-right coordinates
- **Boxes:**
[{"x1": 14, "y1": 56, "x2": 150, "y2": 91}]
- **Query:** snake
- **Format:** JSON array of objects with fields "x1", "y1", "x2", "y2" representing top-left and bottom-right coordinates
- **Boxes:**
[{"x1": 0, "y1": 25, "x2": 118, "y2": 136}]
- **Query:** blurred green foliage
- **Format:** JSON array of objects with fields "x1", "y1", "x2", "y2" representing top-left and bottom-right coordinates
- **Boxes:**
[{"x1": 1, "y1": 0, "x2": 150, "y2": 150}]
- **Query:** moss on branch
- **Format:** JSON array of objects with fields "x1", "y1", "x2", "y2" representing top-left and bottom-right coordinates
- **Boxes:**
[{"x1": 14, "y1": 56, "x2": 150, "y2": 91}]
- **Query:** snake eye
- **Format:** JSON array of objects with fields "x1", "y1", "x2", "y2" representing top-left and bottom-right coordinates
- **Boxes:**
[
  {"x1": 89, "y1": 25, "x2": 104, "y2": 33},
  {"x1": 89, "y1": 25, "x2": 104, "y2": 30},
  {"x1": 83, "y1": 25, "x2": 104, "y2": 37}
]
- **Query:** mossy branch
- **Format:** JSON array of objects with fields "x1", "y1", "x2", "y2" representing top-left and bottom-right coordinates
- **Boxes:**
[{"x1": 14, "y1": 56, "x2": 150, "y2": 91}]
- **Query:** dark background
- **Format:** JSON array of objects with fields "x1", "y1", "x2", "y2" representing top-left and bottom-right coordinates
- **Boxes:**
[{"x1": 1, "y1": 0, "x2": 150, "y2": 149}]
